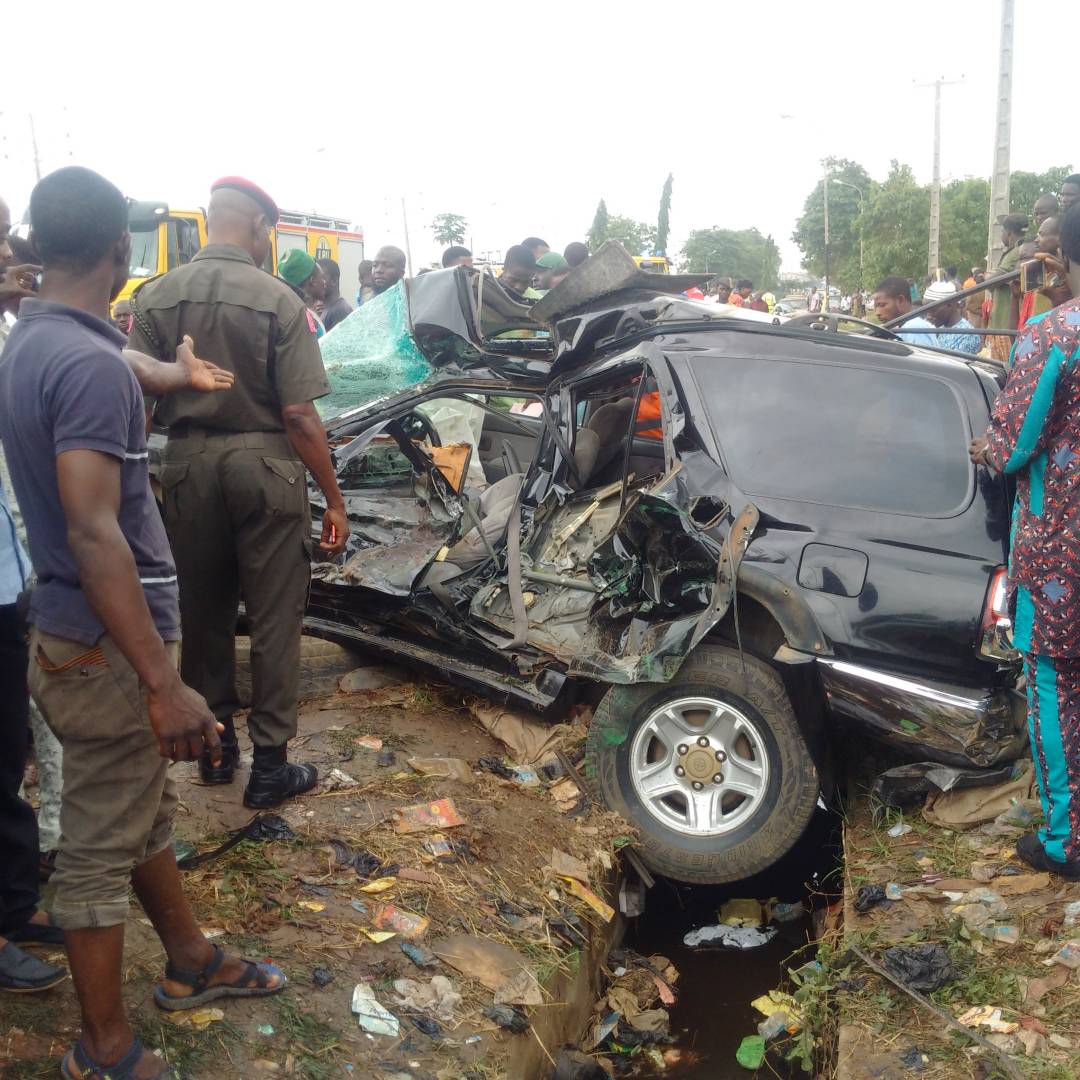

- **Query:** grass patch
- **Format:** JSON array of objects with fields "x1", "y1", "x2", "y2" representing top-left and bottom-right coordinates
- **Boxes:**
[{"x1": 271, "y1": 996, "x2": 345, "y2": 1079}]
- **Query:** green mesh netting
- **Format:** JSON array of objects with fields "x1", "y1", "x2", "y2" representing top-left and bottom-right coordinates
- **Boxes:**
[{"x1": 318, "y1": 281, "x2": 432, "y2": 416}]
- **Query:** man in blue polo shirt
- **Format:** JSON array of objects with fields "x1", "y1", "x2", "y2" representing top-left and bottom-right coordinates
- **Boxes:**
[{"x1": 0, "y1": 167, "x2": 288, "y2": 1080}]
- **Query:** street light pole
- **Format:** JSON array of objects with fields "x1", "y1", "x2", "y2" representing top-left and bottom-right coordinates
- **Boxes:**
[
  {"x1": 987, "y1": 0, "x2": 1015, "y2": 274},
  {"x1": 823, "y1": 162, "x2": 830, "y2": 301},
  {"x1": 916, "y1": 75, "x2": 962, "y2": 276}
]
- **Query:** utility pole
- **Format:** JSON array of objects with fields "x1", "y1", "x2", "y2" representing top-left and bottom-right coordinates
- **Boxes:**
[
  {"x1": 29, "y1": 112, "x2": 42, "y2": 181},
  {"x1": 822, "y1": 162, "x2": 830, "y2": 301},
  {"x1": 986, "y1": 0, "x2": 1014, "y2": 274},
  {"x1": 916, "y1": 76, "x2": 962, "y2": 277},
  {"x1": 830, "y1": 178, "x2": 864, "y2": 294}
]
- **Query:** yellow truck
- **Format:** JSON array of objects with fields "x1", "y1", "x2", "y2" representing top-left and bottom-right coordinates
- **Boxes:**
[
  {"x1": 632, "y1": 254, "x2": 671, "y2": 274},
  {"x1": 120, "y1": 199, "x2": 365, "y2": 305}
]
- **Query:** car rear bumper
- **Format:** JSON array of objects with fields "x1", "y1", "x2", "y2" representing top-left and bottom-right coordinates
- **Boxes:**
[{"x1": 817, "y1": 658, "x2": 1027, "y2": 768}]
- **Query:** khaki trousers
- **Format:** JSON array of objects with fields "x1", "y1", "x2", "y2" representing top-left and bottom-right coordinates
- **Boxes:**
[{"x1": 159, "y1": 429, "x2": 312, "y2": 750}]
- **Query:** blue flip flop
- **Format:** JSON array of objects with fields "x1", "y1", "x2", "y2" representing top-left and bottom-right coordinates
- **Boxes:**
[
  {"x1": 153, "y1": 943, "x2": 286, "y2": 1011},
  {"x1": 61, "y1": 1036, "x2": 175, "y2": 1079}
]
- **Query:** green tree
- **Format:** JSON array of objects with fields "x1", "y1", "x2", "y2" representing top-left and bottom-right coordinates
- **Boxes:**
[
  {"x1": 791, "y1": 158, "x2": 874, "y2": 289},
  {"x1": 587, "y1": 199, "x2": 610, "y2": 252},
  {"x1": 860, "y1": 161, "x2": 930, "y2": 286},
  {"x1": 431, "y1": 212, "x2": 467, "y2": 246},
  {"x1": 603, "y1": 215, "x2": 657, "y2": 257},
  {"x1": 680, "y1": 227, "x2": 780, "y2": 291},
  {"x1": 939, "y1": 177, "x2": 990, "y2": 276},
  {"x1": 656, "y1": 173, "x2": 673, "y2": 255},
  {"x1": 1010, "y1": 165, "x2": 1074, "y2": 218}
]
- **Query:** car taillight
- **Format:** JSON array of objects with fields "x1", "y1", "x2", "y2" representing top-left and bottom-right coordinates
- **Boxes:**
[{"x1": 979, "y1": 567, "x2": 1018, "y2": 662}]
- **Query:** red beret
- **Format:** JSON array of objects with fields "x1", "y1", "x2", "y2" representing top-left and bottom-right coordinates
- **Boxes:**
[{"x1": 210, "y1": 176, "x2": 280, "y2": 224}]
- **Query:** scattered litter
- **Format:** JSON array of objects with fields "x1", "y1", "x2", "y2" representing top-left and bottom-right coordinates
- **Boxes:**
[
  {"x1": 550, "y1": 776, "x2": 584, "y2": 812},
  {"x1": 1065, "y1": 901, "x2": 1080, "y2": 927},
  {"x1": 885, "y1": 883, "x2": 904, "y2": 901},
  {"x1": 683, "y1": 924, "x2": 777, "y2": 949},
  {"x1": 483, "y1": 1004, "x2": 530, "y2": 1034},
  {"x1": 735, "y1": 1035, "x2": 766, "y2": 1070},
  {"x1": 469, "y1": 700, "x2": 572, "y2": 764},
  {"x1": 854, "y1": 884, "x2": 887, "y2": 913},
  {"x1": 605, "y1": 985, "x2": 669, "y2": 1035},
  {"x1": 177, "y1": 813, "x2": 295, "y2": 870},
  {"x1": 350, "y1": 899, "x2": 369, "y2": 915},
  {"x1": 587, "y1": 1011, "x2": 621, "y2": 1049},
  {"x1": 477, "y1": 756, "x2": 516, "y2": 779},
  {"x1": 719, "y1": 898, "x2": 766, "y2": 926},
  {"x1": 561, "y1": 876, "x2": 615, "y2": 922},
  {"x1": 398, "y1": 867, "x2": 440, "y2": 885},
  {"x1": 409, "y1": 1015, "x2": 442, "y2": 1038},
  {"x1": 394, "y1": 798, "x2": 465, "y2": 833},
  {"x1": 871, "y1": 761, "x2": 1014, "y2": 810},
  {"x1": 921, "y1": 763, "x2": 1036, "y2": 830},
  {"x1": 1023, "y1": 965, "x2": 1069, "y2": 1003},
  {"x1": 393, "y1": 975, "x2": 462, "y2": 1022},
  {"x1": 881, "y1": 944, "x2": 954, "y2": 992},
  {"x1": 900, "y1": 1048, "x2": 930, "y2": 1072},
  {"x1": 956, "y1": 1005, "x2": 1018, "y2": 1034},
  {"x1": 751, "y1": 989, "x2": 802, "y2": 1031},
  {"x1": 354, "y1": 734, "x2": 384, "y2": 751},
  {"x1": 172, "y1": 839, "x2": 197, "y2": 862},
  {"x1": 888, "y1": 821, "x2": 913, "y2": 838},
  {"x1": 400, "y1": 941, "x2": 440, "y2": 967},
  {"x1": 1049, "y1": 1033, "x2": 1074, "y2": 1049},
  {"x1": 359, "y1": 877, "x2": 397, "y2": 894},
  {"x1": 298, "y1": 900, "x2": 326, "y2": 913},
  {"x1": 363, "y1": 929, "x2": 397, "y2": 943},
  {"x1": 316, "y1": 768, "x2": 358, "y2": 792},
  {"x1": 552, "y1": 1048, "x2": 609, "y2": 1080},
  {"x1": 423, "y1": 834, "x2": 454, "y2": 859},
  {"x1": 313, "y1": 967, "x2": 334, "y2": 988},
  {"x1": 432, "y1": 934, "x2": 541, "y2": 1004},
  {"x1": 758, "y1": 1011, "x2": 793, "y2": 1041},
  {"x1": 510, "y1": 765, "x2": 540, "y2": 787},
  {"x1": 164, "y1": 1007, "x2": 225, "y2": 1029},
  {"x1": 373, "y1": 904, "x2": 430, "y2": 940},
  {"x1": 993, "y1": 872, "x2": 1050, "y2": 896},
  {"x1": 339, "y1": 665, "x2": 405, "y2": 693},
  {"x1": 1045, "y1": 939, "x2": 1080, "y2": 969},
  {"x1": 551, "y1": 849, "x2": 591, "y2": 885},
  {"x1": 255, "y1": 1024, "x2": 275, "y2": 1037},
  {"x1": 619, "y1": 876, "x2": 646, "y2": 918},
  {"x1": 200, "y1": 927, "x2": 226, "y2": 940},
  {"x1": 351, "y1": 983, "x2": 400, "y2": 1037},
  {"x1": 493, "y1": 968, "x2": 544, "y2": 1007},
  {"x1": 407, "y1": 757, "x2": 473, "y2": 783},
  {"x1": 769, "y1": 901, "x2": 804, "y2": 923}
]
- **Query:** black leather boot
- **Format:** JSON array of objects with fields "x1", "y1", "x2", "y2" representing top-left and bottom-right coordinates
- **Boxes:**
[
  {"x1": 243, "y1": 761, "x2": 318, "y2": 809},
  {"x1": 199, "y1": 740, "x2": 240, "y2": 785}
]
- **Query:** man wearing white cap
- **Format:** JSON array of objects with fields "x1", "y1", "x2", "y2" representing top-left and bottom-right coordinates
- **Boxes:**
[{"x1": 923, "y1": 280, "x2": 981, "y2": 354}]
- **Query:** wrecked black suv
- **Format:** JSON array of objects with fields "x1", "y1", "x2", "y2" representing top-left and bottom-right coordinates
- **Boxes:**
[{"x1": 304, "y1": 244, "x2": 1026, "y2": 885}]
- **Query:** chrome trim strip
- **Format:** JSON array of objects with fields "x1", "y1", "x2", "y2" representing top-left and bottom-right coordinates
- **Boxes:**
[{"x1": 817, "y1": 658, "x2": 984, "y2": 710}]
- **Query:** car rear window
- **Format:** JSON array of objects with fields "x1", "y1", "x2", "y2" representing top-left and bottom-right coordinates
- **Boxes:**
[{"x1": 691, "y1": 356, "x2": 971, "y2": 516}]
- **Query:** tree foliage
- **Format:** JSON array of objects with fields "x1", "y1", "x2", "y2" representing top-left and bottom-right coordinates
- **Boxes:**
[
  {"x1": 859, "y1": 161, "x2": 930, "y2": 286},
  {"x1": 587, "y1": 199, "x2": 610, "y2": 252},
  {"x1": 680, "y1": 227, "x2": 781, "y2": 291},
  {"x1": 587, "y1": 200, "x2": 656, "y2": 256},
  {"x1": 656, "y1": 173, "x2": 673, "y2": 255},
  {"x1": 431, "y1": 212, "x2": 467, "y2": 246},
  {"x1": 1010, "y1": 165, "x2": 1073, "y2": 218},
  {"x1": 790, "y1": 158, "x2": 873, "y2": 288}
]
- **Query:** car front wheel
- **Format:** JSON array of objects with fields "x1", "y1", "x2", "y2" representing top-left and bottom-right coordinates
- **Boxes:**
[{"x1": 585, "y1": 644, "x2": 819, "y2": 884}]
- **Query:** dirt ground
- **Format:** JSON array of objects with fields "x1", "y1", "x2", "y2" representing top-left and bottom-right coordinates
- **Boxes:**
[
  {"x1": 836, "y1": 783, "x2": 1080, "y2": 1080},
  {"x1": 3, "y1": 665, "x2": 628, "y2": 1080}
]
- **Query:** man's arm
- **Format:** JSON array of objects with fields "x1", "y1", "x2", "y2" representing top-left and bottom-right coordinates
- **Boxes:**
[
  {"x1": 123, "y1": 335, "x2": 235, "y2": 396},
  {"x1": 984, "y1": 320, "x2": 1062, "y2": 473},
  {"x1": 56, "y1": 449, "x2": 221, "y2": 762},
  {"x1": 281, "y1": 401, "x2": 348, "y2": 556}
]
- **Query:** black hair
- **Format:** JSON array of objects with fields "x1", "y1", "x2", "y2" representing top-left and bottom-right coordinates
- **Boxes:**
[
  {"x1": 736, "y1": 278, "x2": 753, "y2": 289},
  {"x1": 358, "y1": 259, "x2": 373, "y2": 276},
  {"x1": 1060, "y1": 203, "x2": 1080, "y2": 264},
  {"x1": 945, "y1": 266, "x2": 957, "y2": 278},
  {"x1": 1002, "y1": 213, "x2": 1029, "y2": 237},
  {"x1": 874, "y1": 275, "x2": 912, "y2": 300},
  {"x1": 30, "y1": 166, "x2": 128, "y2": 272},
  {"x1": 441, "y1": 245, "x2": 471, "y2": 268},
  {"x1": 316, "y1": 257, "x2": 340, "y2": 285},
  {"x1": 1063, "y1": 174, "x2": 1080, "y2": 190},
  {"x1": 8, "y1": 235, "x2": 40, "y2": 264},
  {"x1": 521, "y1": 237, "x2": 548, "y2": 252},
  {"x1": 504, "y1": 244, "x2": 536, "y2": 272},
  {"x1": 563, "y1": 241, "x2": 589, "y2": 267}
]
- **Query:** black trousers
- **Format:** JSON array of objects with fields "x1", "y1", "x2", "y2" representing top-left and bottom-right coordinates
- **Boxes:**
[{"x1": 0, "y1": 603, "x2": 39, "y2": 934}]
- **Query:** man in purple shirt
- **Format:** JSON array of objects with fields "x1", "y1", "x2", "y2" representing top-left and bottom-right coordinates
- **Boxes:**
[{"x1": 0, "y1": 167, "x2": 287, "y2": 1079}]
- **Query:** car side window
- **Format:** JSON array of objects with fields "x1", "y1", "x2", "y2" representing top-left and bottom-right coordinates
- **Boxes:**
[{"x1": 690, "y1": 355, "x2": 971, "y2": 516}]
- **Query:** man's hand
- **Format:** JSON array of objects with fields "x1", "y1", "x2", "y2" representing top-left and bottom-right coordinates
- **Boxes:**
[
  {"x1": 147, "y1": 670, "x2": 224, "y2": 762},
  {"x1": 177, "y1": 334, "x2": 235, "y2": 393},
  {"x1": 0, "y1": 263, "x2": 41, "y2": 303},
  {"x1": 1035, "y1": 253, "x2": 1073, "y2": 308},
  {"x1": 969, "y1": 436, "x2": 996, "y2": 470},
  {"x1": 320, "y1": 505, "x2": 349, "y2": 556}
]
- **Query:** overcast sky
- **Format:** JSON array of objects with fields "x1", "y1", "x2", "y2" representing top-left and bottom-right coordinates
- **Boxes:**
[{"x1": 2, "y1": 1, "x2": 1073, "y2": 273}]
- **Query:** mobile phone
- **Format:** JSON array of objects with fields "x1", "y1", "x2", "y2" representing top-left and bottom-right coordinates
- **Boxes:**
[{"x1": 1020, "y1": 259, "x2": 1045, "y2": 292}]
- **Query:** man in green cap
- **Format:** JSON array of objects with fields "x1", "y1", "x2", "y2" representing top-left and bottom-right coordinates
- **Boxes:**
[
  {"x1": 535, "y1": 251, "x2": 570, "y2": 293},
  {"x1": 278, "y1": 249, "x2": 327, "y2": 333},
  {"x1": 129, "y1": 177, "x2": 349, "y2": 808}
]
